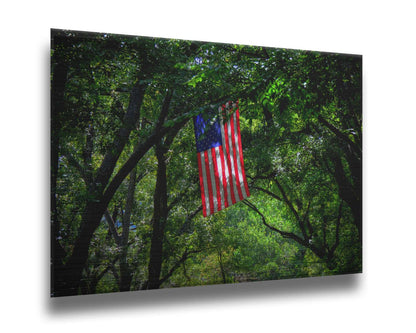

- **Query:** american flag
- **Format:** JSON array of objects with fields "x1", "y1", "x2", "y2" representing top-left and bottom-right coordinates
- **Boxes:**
[{"x1": 193, "y1": 101, "x2": 250, "y2": 217}]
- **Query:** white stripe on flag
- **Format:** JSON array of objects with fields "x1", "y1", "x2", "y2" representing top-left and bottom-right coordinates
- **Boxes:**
[
  {"x1": 199, "y1": 151, "x2": 210, "y2": 215},
  {"x1": 227, "y1": 116, "x2": 241, "y2": 202},
  {"x1": 220, "y1": 118, "x2": 232, "y2": 206},
  {"x1": 215, "y1": 146, "x2": 225, "y2": 210},
  {"x1": 232, "y1": 112, "x2": 248, "y2": 199}
]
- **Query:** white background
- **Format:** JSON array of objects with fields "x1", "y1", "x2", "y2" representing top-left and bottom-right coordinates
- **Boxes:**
[{"x1": 1, "y1": 1, "x2": 415, "y2": 332}]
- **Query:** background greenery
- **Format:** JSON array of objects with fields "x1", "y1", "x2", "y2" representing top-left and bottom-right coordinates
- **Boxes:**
[{"x1": 51, "y1": 29, "x2": 362, "y2": 297}]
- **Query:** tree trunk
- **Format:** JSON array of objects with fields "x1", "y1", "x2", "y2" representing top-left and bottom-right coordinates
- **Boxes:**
[
  {"x1": 145, "y1": 119, "x2": 187, "y2": 290},
  {"x1": 119, "y1": 251, "x2": 132, "y2": 292},
  {"x1": 119, "y1": 168, "x2": 137, "y2": 292},
  {"x1": 53, "y1": 201, "x2": 106, "y2": 296},
  {"x1": 50, "y1": 57, "x2": 68, "y2": 295},
  {"x1": 218, "y1": 250, "x2": 227, "y2": 283},
  {"x1": 147, "y1": 142, "x2": 169, "y2": 289},
  {"x1": 262, "y1": 105, "x2": 274, "y2": 128},
  {"x1": 332, "y1": 155, "x2": 362, "y2": 242}
]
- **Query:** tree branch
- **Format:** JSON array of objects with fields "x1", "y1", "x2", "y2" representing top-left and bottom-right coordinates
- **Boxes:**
[
  {"x1": 273, "y1": 178, "x2": 309, "y2": 239},
  {"x1": 102, "y1": 102, "x2": 189, "y2": 209},
  {"x1": 318, "y1": 115, "x2": 361, "y2": 157},
  {"x1": 304, "y1": 201, "x2": 313, "y2": 238},
  {"x1": 101, "y1": 125, "x2": 170, "y2": 208},
  {"x1": 330, "y1": 201, "x2": 343, "y2": 254},
  {"x1": 121, "y1": 167, "x2": 137, "y2": 245},
  {"x1": 104, "y1": 210, "x2": 122, "y2": 246},
  {"x1": 250, "y1": 185, "x2": 283, "y2": 201},
  {"x1": 242, "y1": 200, "x2": 306, "y2": 245},
  {"x1": 155, "y1": 89, "x2": 174, "y2": 132},
  {"x1": 62, "y1": 150, "x2": 90, "y2": 185},
  {"x1": 82, "y1": 124, "x2": 94, "y2": 182},
  {"x1": 93, "y1": 79, "x2": 148, "y2": 193},
  {"x1": 179, "y1": 205, "x2": 203, "y2": 234},
  {"x1": 158, "y1": 249, "x2": 202, "y2": 287},
  {"x1": 243, "y1": 200, "x2": 326, "y2": 259}
]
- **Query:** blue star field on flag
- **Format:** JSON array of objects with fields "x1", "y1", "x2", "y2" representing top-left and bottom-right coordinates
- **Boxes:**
[{"x1": 194, "y1": 109, "x2": 222, "y2": 153}]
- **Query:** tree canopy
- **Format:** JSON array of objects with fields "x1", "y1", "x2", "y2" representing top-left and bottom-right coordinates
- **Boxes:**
[{"x1": 51, "y1": 29, "x2": 362, "y2": 297}]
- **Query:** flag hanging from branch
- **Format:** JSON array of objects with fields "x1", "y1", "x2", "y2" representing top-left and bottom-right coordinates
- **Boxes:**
[{"x1": 193, "y1": 100, "x2": 250, "y2": 217}]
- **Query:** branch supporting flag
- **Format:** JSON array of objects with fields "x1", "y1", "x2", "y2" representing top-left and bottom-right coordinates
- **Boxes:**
[{"x1": 194, "y1": 100, "x2": 250, "y2": 217}]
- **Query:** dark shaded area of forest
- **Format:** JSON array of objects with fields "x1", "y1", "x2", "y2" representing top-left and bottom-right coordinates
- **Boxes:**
[{"x1": 51, "y1": 29, "x2": 362, "y2": 297}]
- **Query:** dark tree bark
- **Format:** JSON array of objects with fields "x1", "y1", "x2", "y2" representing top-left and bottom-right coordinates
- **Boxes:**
[
  {"x1": 119, "y1": 167, "x2": 137, "y2": 292},
  {"x1": 146, "y1": 117, "x2": 189, "y2": 290},
  {"x1": 332, "y1": 155, "x2": 362, "y2": 242},
  {"x1": 147, "y1": 141, "x2": 169, "y2": 289},
  {"x1": 50, "y1": 46, "x2": 68, "y2": 295},
  {"x1": 262, "y1": 105, "x2": 274, "y2": 128},
  {"x1": 218, "y1": 250, "x2": 227, "y2": 284}
]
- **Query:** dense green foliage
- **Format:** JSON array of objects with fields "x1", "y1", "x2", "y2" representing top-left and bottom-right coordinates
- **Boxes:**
[{"x1": 51, "y1": 29, "x2": 362, "y2": 296}]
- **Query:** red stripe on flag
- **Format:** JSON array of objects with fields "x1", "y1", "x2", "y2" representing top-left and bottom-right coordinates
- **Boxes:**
[
  {"x1": 219, "y1": 145, "x2": 229, "y2": 208},
  {"x1": 211, "y1": 148, "x2": 222, "y2": 212},
  {"x1": 223, "y1": 120, "x2": 236, "y2": 205},
  {"x1": 230, "y1": 112, "x2": 244, "y2": 201},
  {"x1": 236, "y1": 109, "x2": 250, "y2": 197},
  {"x1": 197, "y1": 152, "x2": 207, "y2": 217},
  {"x1": 204, "y1": 150, "x2": 214, "y2": 216}
]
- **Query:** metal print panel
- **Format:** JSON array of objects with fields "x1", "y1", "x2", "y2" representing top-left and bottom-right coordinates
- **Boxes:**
[{"x1": 51, "y1": 29, "x2": 362, "y2": 297}]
